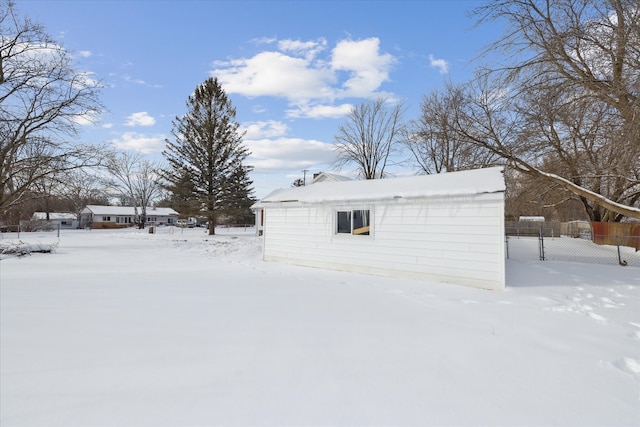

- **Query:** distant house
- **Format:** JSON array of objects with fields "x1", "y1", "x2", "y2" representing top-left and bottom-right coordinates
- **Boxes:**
[
  {"x1": 30, "y1": 212, "x2": 79, "y2": 230},
  {"x1": 519, "y1": 216, "x2": 545, "y2": 222},
  {"x1": 311, "y1": 172, "x2": 353, "y2": 184},
  {"x1": 252, "y1": 167, "x2": 506, "y2": 290},
  {"x1": 80, "y1": 205, "x2": 179, "y2": 229}
]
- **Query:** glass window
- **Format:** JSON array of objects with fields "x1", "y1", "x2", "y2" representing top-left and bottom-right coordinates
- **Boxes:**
[
  {"x1": 336, "y1": 209, "x2": 370, "y2": 235},
  {"x1": 337, "y1": 211, "x2": 351, "y2": 234},
  {"x1": 353, "y1": 210, "x2": 370, "y2": 235}
]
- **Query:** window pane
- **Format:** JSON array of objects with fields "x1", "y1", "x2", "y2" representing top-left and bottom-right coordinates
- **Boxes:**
[
  {"x1": 337, "y1": 211, "x2": 351, "y2": 233},
  {"x1": 353, "y1": 210, "x2": 370, "y2": 235}
]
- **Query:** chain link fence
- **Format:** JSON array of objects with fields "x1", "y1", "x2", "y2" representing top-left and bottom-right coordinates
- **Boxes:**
[
  {"x1": 0, "y1": 224, "x2": 64, "y2": 239},
  {"x1": 506, "y1": 223, "x2": 640, "y2": 267}
]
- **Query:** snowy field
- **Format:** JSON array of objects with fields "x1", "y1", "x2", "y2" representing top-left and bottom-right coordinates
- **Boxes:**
[{"x1": 1, "y1": 227, "x2": 639, "y2": 426}]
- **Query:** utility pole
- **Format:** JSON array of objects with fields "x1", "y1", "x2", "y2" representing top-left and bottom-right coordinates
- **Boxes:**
[{"x1": 302, "y1": 169, "x2": 309, "y2": 186}]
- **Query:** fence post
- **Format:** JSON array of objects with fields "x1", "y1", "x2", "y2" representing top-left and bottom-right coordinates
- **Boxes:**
[
  {"x1": 616, "y1": 235, "x2": 628, "y2": 266},
  {"x1": 505, "y1": 235, "x2": 509, "y2": 259},
  {"x1": 539, "y1": 226, "x2": 545, "y2": 261}
]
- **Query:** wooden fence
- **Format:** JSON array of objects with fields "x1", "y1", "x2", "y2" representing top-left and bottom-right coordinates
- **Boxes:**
[{"x1": 591, "y1": 222, "x2": 640, "y2": 251}]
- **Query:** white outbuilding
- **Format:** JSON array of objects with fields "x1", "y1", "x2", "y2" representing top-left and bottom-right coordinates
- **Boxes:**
[
  {"x1": 252, "y1": 167, "x2": 507, "y2": 290},
  {"x1": 30, "y1": 212, "x2": 79, "y2": 229}
]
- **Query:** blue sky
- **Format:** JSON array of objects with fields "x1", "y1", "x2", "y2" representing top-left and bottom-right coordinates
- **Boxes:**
[{"x1": 17, "y1": 0, "x2": 504, "y2": 198}]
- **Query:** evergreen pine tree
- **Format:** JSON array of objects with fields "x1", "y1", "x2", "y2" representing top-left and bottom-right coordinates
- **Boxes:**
[
  {"x1": 163, "y1": 169, "x2": 201, "y2": 220},
  {"x1": 218, "y1": 162, "x2": 256, "y2": 225},
  {"x1": 163, "y1": 78, "x2": 253, "y2": 235}
]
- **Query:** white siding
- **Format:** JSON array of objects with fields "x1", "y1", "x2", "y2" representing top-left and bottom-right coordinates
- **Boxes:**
[{"x1": 262, "y1": 192, "x2": 505, "y2": 290}]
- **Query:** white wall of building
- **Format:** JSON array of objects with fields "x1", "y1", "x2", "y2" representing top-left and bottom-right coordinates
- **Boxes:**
[{"x1": 261, "y1": 192, "x2": 505, "y2": 290}]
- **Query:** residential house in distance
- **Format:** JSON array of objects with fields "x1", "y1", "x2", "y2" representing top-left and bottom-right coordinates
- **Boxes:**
[
  {"x1": 80, "y1": 205, "x2": 179, "y2": 229},
  {"x1": 311, "y1": 172, "x2": 353, "y2": 184},
  {"x1": 252, "y1": 167, "x2": 506, "y2": 290},
  {"x1": 30, "y1": 212, "x2": 79, "y2": 230}
]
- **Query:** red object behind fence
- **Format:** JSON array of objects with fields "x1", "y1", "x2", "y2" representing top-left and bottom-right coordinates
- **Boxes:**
[{"x1": 591, "y1": 222, "x2": 640, "y2": 250}]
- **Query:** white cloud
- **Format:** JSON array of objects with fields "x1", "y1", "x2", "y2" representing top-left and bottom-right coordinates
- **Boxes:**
[
  {"x1": 241, "y1": 120, "x2": 288, "y2": 139},
  {"x1": 250, "y1": 158, "x2": 319, "y2": 171},
  {"x1": 125, "y1": 112, "x2": 156, "y2": 127},
  {"x1": 278, "y1": 38, "x2": 327, "y2": 60},
  {"x1": 252, "y1": 104, "x2": 267, "y2": 114},
  {"x1": 123, "y1": 75, "x2": 147, "y2": 85},
  {"x1": 286, "y1": 103, "x2": 352, "y2": 119},
  {"x1": 213, "y1": 51, "x2": 333, "y2": 100},
  {"x1": 428, "y1": 54, "x2": 449, "y2": 74},
  {"x1": 71, "y1": 71, "x2": 100, "y2": 90},
  {"x1": 331, "y1": 38, "x2": 395, "y2": 97},
  {"x1": 123, "y1": 75, "x2": 162, "y2": 88},
  {"x1": 77, "y1": 50, "x2": 92, "y2": 58},
  {"x1": 110, "y1": 132, "x2": 165, "y2": 154},
  {"x1": 211, "y1": 37, "x2": 395, "y2": 112},
  {"x1": 251, "y1": 36, "x2": 278, "y2": 46},
  {"x1": 71, "y1": 110, "x2": 100, "y2": 126},
  {"x1": 246, "y1": 137, "x2": 337, "y2": 172}
]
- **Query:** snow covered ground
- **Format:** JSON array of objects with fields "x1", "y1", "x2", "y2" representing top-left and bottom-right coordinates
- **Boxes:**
[{"x1": 1, "y1": 227, "x2": 639, "y2": 426}]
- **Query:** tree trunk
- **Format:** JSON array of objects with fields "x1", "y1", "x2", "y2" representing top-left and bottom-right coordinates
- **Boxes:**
[{"x1": 208, "y1": 214, "x2": 215, "y2": 235}]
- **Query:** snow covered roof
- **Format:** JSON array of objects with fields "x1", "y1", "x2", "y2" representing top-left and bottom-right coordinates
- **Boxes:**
[
  {"x1": 311, "y1": 172, "x2": 353, "y2": 184},
  {"x1": 519, "y1": 216, "x2": 545, "y2": 222},
  {"x1": 82, "y1": 205, "x2": 179, "y2": 216},
  {"x1": 255, "y1": 167, "x2": 505, "y2": 206},
  {"x1": 32, "y1": 212, "x2": 77, "y2": 220}
]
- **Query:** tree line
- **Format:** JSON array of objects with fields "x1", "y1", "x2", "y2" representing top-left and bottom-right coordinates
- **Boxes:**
[{"x1": 1, "y1": 0, "x2": 638, "y2": 232}]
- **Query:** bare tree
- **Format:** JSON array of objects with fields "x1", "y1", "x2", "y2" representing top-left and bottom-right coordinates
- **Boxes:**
[
  {"x1": 30, "y1": 167, "x2": 108, "y2": 224},
  {"x1": 106, "y1": 151, "x2": 163, "y2": 229},
  {"x1": 459, "y1": 0, "x2": 640, "y2": 221},
  {"x1": 520, "y1": 80, "x2": 638, "y2": 221},
  {"x1": 475, "y1": 0, "x2": 639, "y2": 130},
  {"x1": 59, "y1": 169, "x2": 109, "y2": 221},
  {"x1": 405, "y1": 83, "x2": 498, "y2": 174},
  {"x1": 0, "y1": 1, "x2": 102, "y2": 216},
  {"x1": 450, "y1": 72, "x2": 640, "y2": 220},
  {"x1": 333, "y1": 97, "x2": 406, "y2": 179}
]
